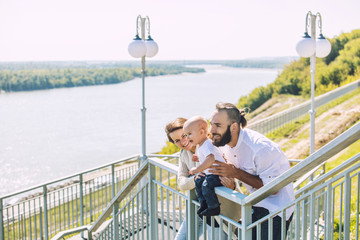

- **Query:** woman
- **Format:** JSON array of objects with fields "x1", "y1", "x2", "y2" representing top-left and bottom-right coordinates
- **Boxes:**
[{"x1": 165, "y1": 117, "x2": 239, "y2": 240}]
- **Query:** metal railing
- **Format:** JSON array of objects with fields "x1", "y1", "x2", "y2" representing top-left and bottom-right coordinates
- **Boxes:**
[
  {"x1": 0, "y1": 154, "x2": 141, "y2": 240},
  {"x1": 248, "y1": 79, "x2": 360, "y2": 135},
  {"x1": 2, "y1": 124, "x2": 359, "y2": 240},
  {"x1": 91, "y1": 122, "x2": 360, "y2": 240},
  {"x1": 291, "y1": 154, "x2": 360, "y2": 240},
  {"x1": 93, "y1": 157, "x2": 246, "y2": 240},
  {"x1": 3, "y1": 122, "x2": 359, "y2": 240}
]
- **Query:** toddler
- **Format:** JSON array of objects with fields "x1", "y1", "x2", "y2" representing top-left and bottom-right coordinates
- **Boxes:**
[{"x1": 184, "y1": 116, "x2": 226, "y2": 217}]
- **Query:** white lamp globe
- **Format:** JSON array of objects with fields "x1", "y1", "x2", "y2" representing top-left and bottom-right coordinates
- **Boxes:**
[
  {"x1": 296, "y1": 32, "x2": 315, "y2": 58},
  {"x1": 145, "y1": 36, "x2": 159, "y2": 58},
  {"x1": 316, "y1": 34, "x2": 331, "y2": 58},
  {"x1": 128, "y1": 35, "x2": 147, "y2": 58}
]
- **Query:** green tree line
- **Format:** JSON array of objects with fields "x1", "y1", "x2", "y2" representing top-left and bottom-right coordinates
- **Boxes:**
[
  {"x1": 237, "y1": 29, "x2": 360, "y2": 111},
  {"x1": 0, "y1": 65, "x2": 204, "y2": 92}
]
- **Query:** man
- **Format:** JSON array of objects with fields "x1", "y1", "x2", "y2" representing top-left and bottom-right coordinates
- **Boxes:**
[{"x1": 208, "y1": 102, "x2": 294, "y2": 240}]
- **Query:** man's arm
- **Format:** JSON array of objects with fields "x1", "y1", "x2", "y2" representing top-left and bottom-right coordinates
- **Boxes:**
[{"x1": 209, "y1": 160, "x2": 264, "y2": 189}]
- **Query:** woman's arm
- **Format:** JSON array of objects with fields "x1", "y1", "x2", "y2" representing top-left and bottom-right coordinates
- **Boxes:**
[{"x1": 178, "y1": 152, "x2": 196, "y2": 191}]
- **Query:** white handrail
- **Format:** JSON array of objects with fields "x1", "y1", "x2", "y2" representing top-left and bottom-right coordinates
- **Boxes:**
[
  {"x1": 1, "y1": 154, "x2": 140, "y2": 199},
  {"x1": 248, "y1": 79, "x2": 360, "y2": 134},
  {"x1": 88, "y1": 160, "x2": 149, "y2": 237}
]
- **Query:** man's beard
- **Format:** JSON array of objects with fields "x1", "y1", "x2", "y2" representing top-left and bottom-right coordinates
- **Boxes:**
[{"x1": 212, "y1": 125, "x2": 232, "y2": 147}]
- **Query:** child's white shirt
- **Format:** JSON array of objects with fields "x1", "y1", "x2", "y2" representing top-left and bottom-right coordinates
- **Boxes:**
[{"x1": 196, "y1": 139, "x2": 225, "y2": 175}]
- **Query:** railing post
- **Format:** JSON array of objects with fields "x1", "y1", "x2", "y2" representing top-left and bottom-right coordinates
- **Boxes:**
[
  {"x1": 0, "y1": 198, "x2": 4, "y2": 240},
  {"x1": 111, "y1": 164, "x2": 119, "y2": 240},
  {"x1": 149, "y1": 162, "x2": 157, "y2": 239},
  {"x1": 139, "y1": 155, "x2": 148, "y2": 213},
  {"x1": 241, "y1": 204, "x2": 252, "y2": 239},
  {"x1": 325, "y1": 183, "x2": 333, "y2": 240},
  {"x1": 39, "y1": 206, "x2": 43, "y2": 240},
  {"x1": 111, "y1": 164, "x2": 116, "y2": 198},
  {"x1": 309, "y1": 193, "x2": 315, "y2": 240},
  {"x1": 187, "y1": 190, "x2": 196, "y2": 240},
  {"x1": 301, "y1": 199, "x2": 307, "y2": 240},
  {"x1": 79, "y1": 174, "x2": 84, "y2": 227},
  {"x1": 295, "y1": 201, "x2": 301, "y2": 239},
  {"x1": 89, "y1": 188, "x2": 93, "y2": 222},
  {"x1": 343, "y1": 172, "x2": 351, "y2": 240},
  {"x1": 113, "y1": 202, "x2": 119, "y2": 240},
  {"x1": 43, "y1": 186, "x2": 49, "y2": 240}
]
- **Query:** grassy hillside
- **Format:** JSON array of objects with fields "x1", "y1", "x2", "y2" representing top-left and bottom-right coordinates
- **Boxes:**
[{"x1": 237, "y1": 29, "x2": 360, "y2": 112}]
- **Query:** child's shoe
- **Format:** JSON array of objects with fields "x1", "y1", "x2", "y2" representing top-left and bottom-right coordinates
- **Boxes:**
[
  {"x1": 201, "y1": 206, "x2": 220, "y2": 217},
  {"x1": 197, "y1": 201, "x2": 207, "y2": 215}
]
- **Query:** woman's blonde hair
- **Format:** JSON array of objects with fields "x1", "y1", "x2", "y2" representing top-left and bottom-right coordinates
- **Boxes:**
[{"x1": 165, "y1": 117, "x2": 187, "y2": 143}]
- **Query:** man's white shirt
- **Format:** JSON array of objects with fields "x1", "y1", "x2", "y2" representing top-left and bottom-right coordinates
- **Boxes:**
[{"x1": 222, "y1": 128, "x2": 295, "y2": 220}]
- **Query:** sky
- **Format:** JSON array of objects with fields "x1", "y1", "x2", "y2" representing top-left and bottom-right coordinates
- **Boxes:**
[{"x1": 0, "y1": 0, "x2": 359, "y2": 62}]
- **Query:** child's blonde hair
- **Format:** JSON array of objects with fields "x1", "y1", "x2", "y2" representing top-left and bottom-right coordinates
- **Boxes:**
[{"x1": 184, "y1": 116, "x2": 208, "y2": 133}]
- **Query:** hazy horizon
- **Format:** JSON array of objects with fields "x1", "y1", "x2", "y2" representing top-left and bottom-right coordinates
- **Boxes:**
[
  {"x1": 0, "y1": 56, "x2": 298, "y2": 63},
  {"x1": 1, "y1": 0, "x2": 359, "y2": 62}
]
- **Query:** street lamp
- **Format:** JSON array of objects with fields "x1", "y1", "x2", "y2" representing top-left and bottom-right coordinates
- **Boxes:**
[
  {"x1": 296, "y1": 11, "x2": 331, "y2": 156},
  {"x1": 128, "y1": 15, "x2": 159, "y2": 160}
]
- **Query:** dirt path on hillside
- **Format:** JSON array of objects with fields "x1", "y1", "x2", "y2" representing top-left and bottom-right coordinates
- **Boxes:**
[
  {"x1": 276, "y1": 94, "x2": 360, "y2": 159},
  {"x1": 248, "y1": 95, "x2": 306, "y2": 123}
]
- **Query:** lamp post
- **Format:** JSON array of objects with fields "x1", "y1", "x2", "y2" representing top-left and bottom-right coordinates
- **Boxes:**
[
  {"x1": 296, "y1": 11, "x2": 331, "y2": 156},
  {"x1": 128, "y1": 15, "x2": 159, "y2": 160}
]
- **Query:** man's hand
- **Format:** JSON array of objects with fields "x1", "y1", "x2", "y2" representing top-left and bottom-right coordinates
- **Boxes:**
[
  {"x1": 210, "y1": 161, "x2": 264, "y2": 189},
  {"x1": 209, "y1": 160, "x2": 238, "y2": 178},
  {"x1": 189, "y1": 167, "x2": 198, "y2": 176},
  {"x1": 220, "y1": 176, "x2": 235, "y2": 190},
  {"x1": 192, "y1": 154, "x2": 199, "y2": 162}
]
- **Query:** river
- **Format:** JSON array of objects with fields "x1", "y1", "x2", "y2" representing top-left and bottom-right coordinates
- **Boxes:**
[{"x1": 0, "y1": 65, "x2": 279, "y2": 196}]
